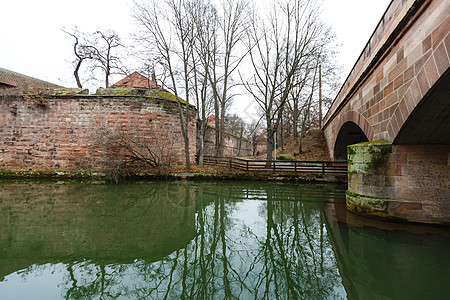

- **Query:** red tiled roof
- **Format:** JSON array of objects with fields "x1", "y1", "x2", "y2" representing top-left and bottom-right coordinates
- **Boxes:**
[
  {"x1": 0, "y1": 67, "x2": 61, "y2": 90},
  {"x1": 110, "y1": 72, "x2": 161, "y2": 89},
  {"x1": 207, "y1": 114, "x2": 216, "y2": 126}
]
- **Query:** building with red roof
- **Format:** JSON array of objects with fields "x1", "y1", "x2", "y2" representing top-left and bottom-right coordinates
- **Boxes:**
[{"x1": 110, "y1": 71, "x2": 161, "y2": 89}]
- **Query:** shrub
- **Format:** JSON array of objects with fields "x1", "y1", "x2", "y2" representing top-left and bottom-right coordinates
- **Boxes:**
[{"x1": 276, "y1": 154, "x2": 295, "y2": 161}]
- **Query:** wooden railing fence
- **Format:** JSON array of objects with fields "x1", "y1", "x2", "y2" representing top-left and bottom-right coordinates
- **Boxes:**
[{"x1": 199, "y1": 156, "x2": 347, "y2": 175}]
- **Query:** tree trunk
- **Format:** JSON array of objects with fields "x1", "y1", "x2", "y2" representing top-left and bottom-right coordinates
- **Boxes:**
[
  {"x1": 293, "y1": 97, "x2": 299, "y2": 140},
  {"x1": 266, "y1": 135, "x2": 273, "y2": 167},
  {"x1": 299, "y1": 100, "x2": 312, "y2": 154},
  {"x1": 219, "y1": 101, "x2": 226, "y2": 157},
  {"x1": 184, "y1": 133, "x2": 191, "y2": 169},
  {"x1": 319, "y1": 64, "x2": 322, "y2": 128},
  {"x1": 214, "y1": 95, "x2": 220, "y2": 157},
  {"x1": 105, "y1": 68, "x2": 110, "y2": 88},
  {"x1": 198, "y1": 124, "x2": 205, "y2": 167},
  {"x1": 280, "y1": 115, "x2": 284, "y2": 151},
  {"x1": 183, "y1": 64, "x2": 191, "y2": 169},
  {"x1": 74, "y1": 60, "x2": 83, "y2": 88},
  {"x1": 266, "y1": 116, "x2": 274, "y2": 165},
  {"x1": 299, "y1": 62, "x2": 318, "y2": 153}
]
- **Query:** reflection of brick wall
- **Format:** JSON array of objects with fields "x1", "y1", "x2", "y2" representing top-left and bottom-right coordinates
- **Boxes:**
[
  {"x1": 0, "y1": 183, "x2": 197, "y2": 277},
  {"x1": 200, "y1": 125, "x2": 252, "y2": 157},
  {"x1": 0, "y1": 93, "x2": 196, "y2": 169}
]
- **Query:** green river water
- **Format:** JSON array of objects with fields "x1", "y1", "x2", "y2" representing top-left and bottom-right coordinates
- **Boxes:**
[{"x1": 0, "y1": 180, "x2": 448, "y2": 299}]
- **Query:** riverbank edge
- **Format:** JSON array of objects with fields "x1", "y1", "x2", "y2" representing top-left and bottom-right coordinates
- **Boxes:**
[{"x1": 0, "y1": 168, "x2": 347, "y2": 183}]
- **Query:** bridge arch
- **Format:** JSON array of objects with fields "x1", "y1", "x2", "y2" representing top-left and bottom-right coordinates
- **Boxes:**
[
  {"x1": 334, "y1": 121, "x2": 369, "y2": 161},
  {"x1": 390, "y1": 68, "x2": 450, "y2": 144},
  {"x1": 332, "y1": 110, "x2": 374, "y2": 160},
  {"x1": 387, "y1": 51, "x2": 450, "y2": 144}
]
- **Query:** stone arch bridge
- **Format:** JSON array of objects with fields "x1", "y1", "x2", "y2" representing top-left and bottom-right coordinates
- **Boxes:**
[{"x1": 322, "y1": 0, "x2": 449, "y2": 224}]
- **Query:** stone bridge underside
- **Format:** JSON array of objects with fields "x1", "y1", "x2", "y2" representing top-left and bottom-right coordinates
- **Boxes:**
[{"x1": 322, "y1": 0, "x2": 449, "y2": 224}]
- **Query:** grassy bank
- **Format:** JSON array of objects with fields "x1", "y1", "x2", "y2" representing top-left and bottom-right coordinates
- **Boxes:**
[{"x1": 0, "y1": 165, "x2": 347, "y2": 184}]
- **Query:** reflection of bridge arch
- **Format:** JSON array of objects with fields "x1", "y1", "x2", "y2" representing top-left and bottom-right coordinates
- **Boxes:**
[{"x1": 323, "y1": 198, "x2": 450, "y2": 299}]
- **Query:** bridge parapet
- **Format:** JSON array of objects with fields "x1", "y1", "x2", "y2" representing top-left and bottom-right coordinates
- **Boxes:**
[{"x1": 324, "y1": 0, "x2": 424, "y2": 127}]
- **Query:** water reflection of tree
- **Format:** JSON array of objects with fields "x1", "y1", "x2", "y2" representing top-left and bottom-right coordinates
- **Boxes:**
[
  {"x1": 255, "y1": 187, "x2": 343, "y2": 299},
  {"x1": 65, "y1": 263, "x2": 126, "y2": 300},
  {"x1": 56, "y1": 183, "x2": 344, "y2": 299}
]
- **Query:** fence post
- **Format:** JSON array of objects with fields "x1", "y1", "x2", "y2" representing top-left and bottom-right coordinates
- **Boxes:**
[
  {"x1": 273, "y1": 160, "x2": 276, "y2": 173},
  {"x1": 294, "y1": 161, "x2": 297, "y2": 174},
  {"x1": 246, "y1": 160, "x2": 249, "y2": 173},
  {"x1": 230, "y1": 158, "x2": 232, "y2": 169},
  {"x1": 322, "y1": 162, "x2": 325, "y2": 174}
]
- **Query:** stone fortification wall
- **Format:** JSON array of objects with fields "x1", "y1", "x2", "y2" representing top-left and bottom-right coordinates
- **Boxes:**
[
  {"x1": 0, "y1": 89, "x2": 196, "y2": 170},
  {"x1": 201, "y1": 125, "x2": 252, "y2": 157}
]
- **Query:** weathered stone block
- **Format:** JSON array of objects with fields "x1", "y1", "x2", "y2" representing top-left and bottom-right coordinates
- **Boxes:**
[
  {"x1": 347, "y1": 142, "x2": 450, "y2": 224},
  {"x1": 346, "y1": 190, "x2": 388, "y2": 216}
]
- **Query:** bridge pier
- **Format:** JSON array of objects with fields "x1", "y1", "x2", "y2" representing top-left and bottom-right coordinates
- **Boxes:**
[{"x1": 346, "y1": 142, "x2": 450, "y2": 225}]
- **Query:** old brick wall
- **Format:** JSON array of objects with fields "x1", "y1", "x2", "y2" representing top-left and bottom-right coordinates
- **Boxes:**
[{"x1": 0, "y1": 93, "x2": 197, "y2": 170}]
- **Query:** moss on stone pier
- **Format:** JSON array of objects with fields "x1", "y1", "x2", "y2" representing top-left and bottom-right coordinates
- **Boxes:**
[{"x1": 346, "y1": 190, "x2": 388, "y2": 217}]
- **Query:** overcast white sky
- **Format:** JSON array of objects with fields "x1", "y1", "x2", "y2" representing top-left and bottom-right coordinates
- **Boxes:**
[{"x1": 0, "y1": 0, "x2": 391, "y2": 116}]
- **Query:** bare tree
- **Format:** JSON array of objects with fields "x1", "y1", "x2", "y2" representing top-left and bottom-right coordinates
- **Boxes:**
[
  {"x1": 131, "y1": 0, "x2": 249, "y2": 166},
  {"x1": 64, "y1": 28, "x2": 128, "y2": 88},
  {"x1": 247, "y1": 118, "x2": 265, "y2": 156},
  {"x1": 291, "y1": 37, "x2": 340, "y2": 153},
  {"x1": 273, "y1": 24, "x2": 339, "y2": 154},
  {"x1": 223, "y1": 113, "x2": 249, "y2": 155},
  {"x1": 132, "y1": 0, "x2": 197, "y2": 169},
  {"x1": 189, "y1": 0, "x2": 217, "y2": 166},
  {"x1": 90, "y1": 30, "x2": 127, "y2": 88},
  {"x1": 80, "y1": 125, "x2": 178, "y2": 182},
  {"x1": 242, "y1": 0, "x2": 329, "y2": 161},
  {"x1": 286, "y1": 66, "x2": 311, "y2": 140},
  {"x1": 205, "y1": 0, "x2": 251, "y2": 157},
  {"x1": 63, "y1": 27, "x2": 95, "y2": 88},
  {"x1": 298, "y1": 61, "x2": 319, "y2": 153}
]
